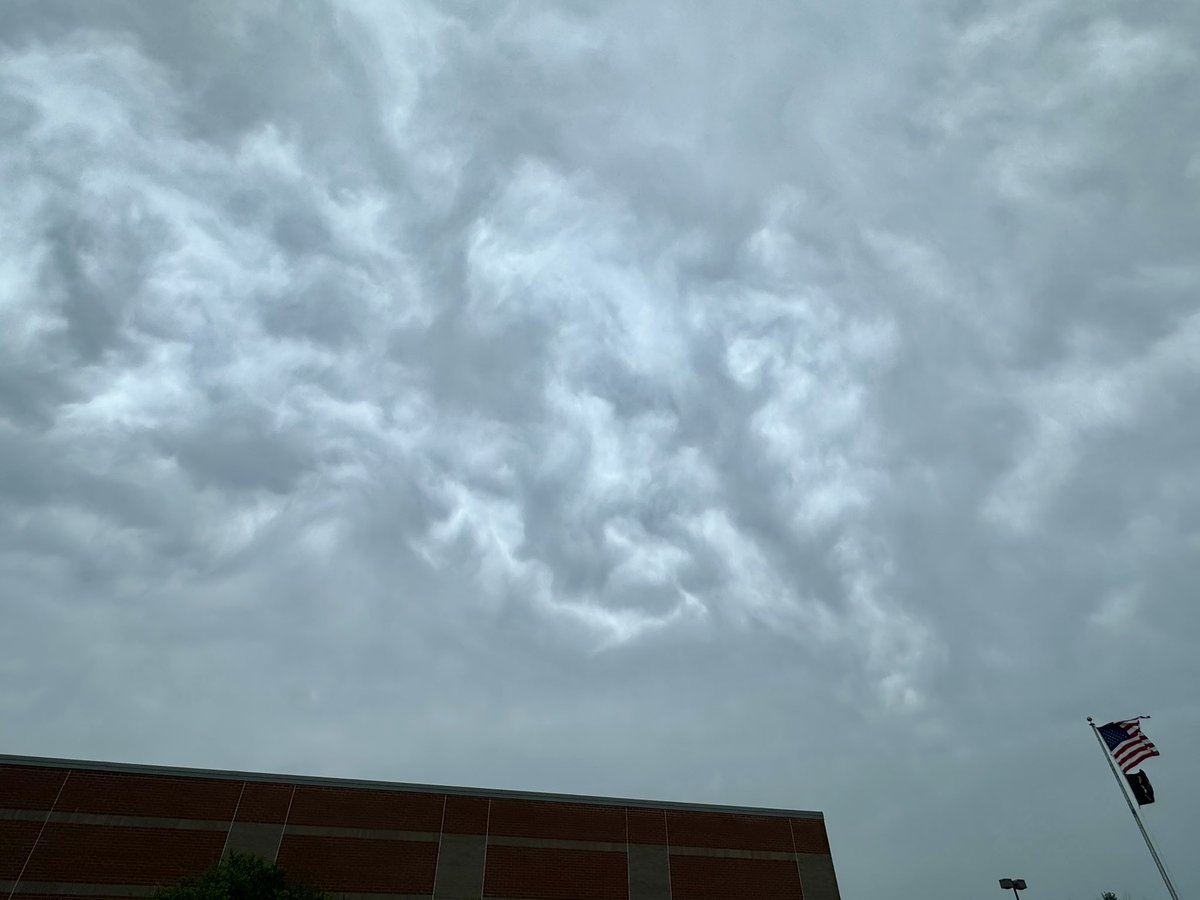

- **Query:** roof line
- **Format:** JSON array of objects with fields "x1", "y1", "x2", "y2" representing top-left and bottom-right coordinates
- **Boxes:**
[{"x1": 0, "y1": 753, "x2": 822, "y2": 820}]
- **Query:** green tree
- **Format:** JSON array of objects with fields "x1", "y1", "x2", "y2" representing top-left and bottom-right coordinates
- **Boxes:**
[
  {"x1": 1100, "y1": 892, "x2": 1119, "y2": 900},
  {"x1": 153, "y1": 853, "x2": 328, "y2": 900}
]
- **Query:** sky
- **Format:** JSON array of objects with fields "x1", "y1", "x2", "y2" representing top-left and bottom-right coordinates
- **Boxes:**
[{"x1": 1, "y1": 2, "x2": 1198, "y2": 898}]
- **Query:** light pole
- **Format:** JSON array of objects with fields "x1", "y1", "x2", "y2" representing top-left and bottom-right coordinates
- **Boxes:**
[{"x1": 999, "y1": 877, "x2": 1027, "y2": 900}]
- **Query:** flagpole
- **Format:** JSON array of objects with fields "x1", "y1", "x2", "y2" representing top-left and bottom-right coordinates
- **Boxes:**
[{"x1": 1087, "y1": 717, "x2": 1179, "y2": 900}]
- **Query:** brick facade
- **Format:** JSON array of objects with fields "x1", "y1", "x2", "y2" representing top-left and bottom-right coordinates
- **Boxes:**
[{"x1": 0, "y1": 755, "x2": 842, "y2": 900}]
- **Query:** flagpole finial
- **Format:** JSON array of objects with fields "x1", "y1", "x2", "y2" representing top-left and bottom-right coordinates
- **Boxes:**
[{"x1": 1087, "y1": 716, "x2": 1094, "y2": 723}]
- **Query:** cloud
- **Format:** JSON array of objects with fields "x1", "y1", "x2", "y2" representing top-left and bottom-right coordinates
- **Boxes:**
[{"x1": 2, "y1": 3, "x2": 1200, "y2": 899}]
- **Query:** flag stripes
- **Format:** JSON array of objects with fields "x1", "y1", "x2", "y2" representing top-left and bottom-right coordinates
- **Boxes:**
[{"x1": 1099, "y1": 718, "x2": 1160, "y2": 773}]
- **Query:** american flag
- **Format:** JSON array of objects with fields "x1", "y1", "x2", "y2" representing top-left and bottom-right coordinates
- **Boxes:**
[{"x1": 1099, "y1": 718, "x2": 1160, "y2": 772}]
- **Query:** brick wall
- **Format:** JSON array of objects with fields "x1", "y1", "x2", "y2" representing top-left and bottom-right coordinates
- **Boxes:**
[
  {"x1": 288, "y1": 785, "x2": 444, "y2": 831},
  {"x1": 278, "y1": 835, "x2": 438, "y2": 893},
  {"x1": 666, "y1": 810, "x2": 795, "y2": 852},
  {"x1": 489, "y1": 798, "x2": 627, "y2": 843},
  {"x1": 0, "y1": 756, "x2": 841, "y2": 900},
  {"x1": 20, "y1": 824, "x2": 225, "y2": 885},
  {"x1": 1, "y1": 821, "x2": 42, "y2": 880},
  {"x1": 54, "y1": 772, "x2": 241, "y2": 820},
  {"x1": 484, "y1": 846, "x2": 628, "y2": 899},
  {"x1": 669, "y1": 856, "x2": 805, "y2": 900}
]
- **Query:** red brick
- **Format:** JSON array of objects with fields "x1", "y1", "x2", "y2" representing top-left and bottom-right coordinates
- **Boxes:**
[
  {"x1": 287, "y1": 786, "x2": 443, "y2": 831},
  {"x1": 666, "y1": 810, "x2": 794, "y2": 852},
  {"x1": 0, "y1": 820, "x2": 42, "y2": 879},
  {"x1": 488, "y1": 798, "x2": 626, "y2": 843},
  {"x1": 57, "y1": 772, "x2": 240, "y2": 821},
  {"x1": 626, "y1": 807, "x2": 667, "y2": 845},
  {"x1": 21, "y1": 823, "x2": 223, "y2": 885},
  {"x1": 443, "y1": 794, "x2": 487, "y2": 834},
  {"x1": 277, "y1": 834, "x2": 437, "y2": 893},
  {"x1": 0, "y1": 766, "x2": 70, "y2": 811},
  {"x1": 0, "y1": 761, "x2": 837, "y2": 899},
  {"x1": 790, "y1": 818, "x2": 831, "y2": 854},
  {"x1": 484, "y1": 845, "x2": 628, "y2": 900},
  {"x1": 233, "y1": 782, "x2": 293, "y2": 823},
  {"x1": 670, "y1": 855, "x2": 803, "y2": 900}
]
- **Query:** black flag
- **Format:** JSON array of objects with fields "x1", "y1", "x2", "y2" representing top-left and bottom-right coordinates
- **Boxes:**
[{"x1": 1126, "y1": 769, "x2": 1155, "y2": 806}]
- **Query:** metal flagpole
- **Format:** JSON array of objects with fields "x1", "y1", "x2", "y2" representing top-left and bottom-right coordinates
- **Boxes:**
[{"x1": 1087, "y1": 717, "x2": 1180, "y2": 900}]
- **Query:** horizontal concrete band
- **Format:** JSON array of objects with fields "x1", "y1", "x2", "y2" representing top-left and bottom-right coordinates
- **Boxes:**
[
  {"x1": 494, "y1": 835, "x2": 800, "y2": 861},
  {"x1": 0, "y1": 882, "x2": 155, "y2": 897},
  {"x1": 287, "y1": 824, "x2": 443, "y2": 843},
  {"x1": 0, "y1": 809, "x2": 813, "y2": 860},
  {"x1": 0, "y1": 885, "x2": 427, "y2": 900},
  {"x1": 0, "y1": 755, "x2": 823, "y2": 821},
  {"x1": 662, "y1": 845, "x2": 800, "y2": 861},
  {"x1": 1, "y1": 808, "x2": 229, "y2": 832},
  {"x1": 0, "y1": 808, "x2": 440, "y2": 840}
]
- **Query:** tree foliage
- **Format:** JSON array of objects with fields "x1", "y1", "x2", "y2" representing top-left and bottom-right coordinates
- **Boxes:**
[{"x1": 153, "y1": 853, "x2": 328, "y2": 900}]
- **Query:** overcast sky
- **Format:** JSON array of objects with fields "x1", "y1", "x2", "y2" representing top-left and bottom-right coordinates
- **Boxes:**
[{"x1": 2, "y1": 2, "x2": 1198, "y2": 898}]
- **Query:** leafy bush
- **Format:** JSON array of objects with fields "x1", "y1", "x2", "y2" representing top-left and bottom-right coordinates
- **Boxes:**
[{"x1": 153, "y1": 853, "x2": 327, "y2": 900}]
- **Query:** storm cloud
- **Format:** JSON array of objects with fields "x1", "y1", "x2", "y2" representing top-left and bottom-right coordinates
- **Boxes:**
[{"x1": 2, "y1": 3, "x2": 1199, "y2": 899}]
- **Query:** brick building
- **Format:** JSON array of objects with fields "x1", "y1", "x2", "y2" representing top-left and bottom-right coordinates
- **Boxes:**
[{"x1": 0, "y1": 754, "x2": 841, "y2": 900}]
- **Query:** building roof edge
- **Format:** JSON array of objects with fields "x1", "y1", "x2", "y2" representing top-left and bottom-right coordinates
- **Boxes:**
[{"x1": 0, "y1": 752, "x2": 823, "y2": 821}]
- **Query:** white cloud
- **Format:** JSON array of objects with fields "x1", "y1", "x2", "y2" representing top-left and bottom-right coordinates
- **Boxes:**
[{"x1": 3, "y1": 4, "x2": 1200, "y2": 899}]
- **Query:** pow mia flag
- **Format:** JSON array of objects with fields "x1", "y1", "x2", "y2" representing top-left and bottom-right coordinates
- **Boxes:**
[{"x1": 1125, "y1": 769, "x2": 1155, "y2": 806}]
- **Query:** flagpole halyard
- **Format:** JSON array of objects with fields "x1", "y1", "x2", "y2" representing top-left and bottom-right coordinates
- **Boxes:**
[{"x1": 1087, "y1": 717, "x2": 1179, "y2": 900}]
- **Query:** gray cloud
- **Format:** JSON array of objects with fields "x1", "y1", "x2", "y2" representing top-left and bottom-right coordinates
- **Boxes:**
[{"x1": 2, "y1": 2, "x2": 1199, "y2": 899}]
